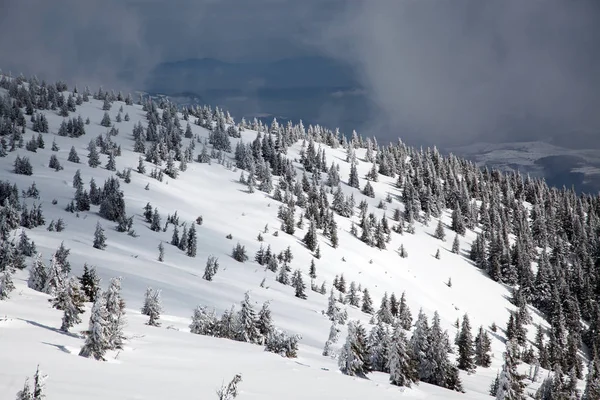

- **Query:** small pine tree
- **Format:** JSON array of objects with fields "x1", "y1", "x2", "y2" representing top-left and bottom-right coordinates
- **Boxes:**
[
  {"x1": 435, "y1": 249, "x2": 440, "y2": 259},
  {"x1": 452, "y1": 234, "x2": 460, "y2": 254},
  {"x1": 16, "y1": 365, "x2": 47, "y2": 400},
  {"x1": 309, "y1": 259, "x2": 317, "y2": 279},
  {"x1": 53, "y1": 277, "x2": 85, "y2": 332},
  {"x1": 100, "y1": 112, "x2": 111, "y2": 127},
  {"x1": 48, "y1": 154, "x2": 63, "y2": 171},
  {"x1": 68, "y1": 146, "x2": 80, "y2": 163},
  {"x1": 293, "y1": 270, "x2": 307, "y2": 300},
  {"x1": 434, "y1": 219, "x2": 446, "y2": 241},
  {"x1": 339, "y1": 320, "x2": 371, "y2": 378},
  {"x1": 216, "y1": 373, "x2": 242, "y2": 400},
  {"x1": 141, "y1": 287, "x2": 162, "y2": 327},
  {"x1": 232, "y1": 243, "x2": 248, "y2": 262},
  {"x1": 158, "y1": 242, "x2": 165, "y2": 262},
  {"x1": 79, "y1": 264, "x2": 101, "y2": 302},
  {"x1": 203, "y1": 255, "x2": 219, "y2": 281},
  {"x1": 93, "y1": 222, "x2": 107, "y2": 250},
  {"x1": 79, "y1": 296, "x2": 109, "y2": 360}
]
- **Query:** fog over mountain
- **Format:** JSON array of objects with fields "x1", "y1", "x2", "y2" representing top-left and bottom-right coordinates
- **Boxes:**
[{"x1": 1, "y1": 0, "x2": 599, "y2": 148}]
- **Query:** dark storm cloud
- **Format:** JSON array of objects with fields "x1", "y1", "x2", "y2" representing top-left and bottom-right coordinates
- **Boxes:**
[
  {"x1": 314, "y1": 0, "x2": 600, "y2": 146},
  {"x1": 0, "y1": 0, "x2": 335, "y2": 88},
  {"x1": 1, "y1": 1, "x2": 598, "y2": 147}
]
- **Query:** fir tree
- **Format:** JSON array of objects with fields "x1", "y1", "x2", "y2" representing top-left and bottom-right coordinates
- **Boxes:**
[
  {"x1": 87, "y1": 141, "x2": 101, "y2": 168},
  {"x1": 434, "y1": 219, "x2": 445, "y2": 241},
  {"x1": 309, "y1": 259, "x2": 317, "y2": 279},
  {"x1": 79, "y1": 264, "x2": 101, "y2": 302},
  {"x1": 348, "y1": 162, "x2": 360, "y2": 188},
  {"x1": 339, "y1": 320, "x2": 371, "y2": 378},
  {"x1": 28, "y1": 254, "x2": 47, "y2": 292},
  {"x1": 217, "y1": 373, "x2": 242, "y2": 400},
  {"x1": 141, "y1": 287, "x2": 162, "y2": 327},
  {"x1": 68, "y1": 146, "x2": 80, "y2": 163},
  {"x1": 16, "y1": 365, "x2": 47, "y2": 400},
  {"x1": 232, "y1": 243, "x2": 248, "y2": 262},
  {"x1": 256, "y1": 301, "x2": 274, "y2": 338},
  {"x1": 52, "y1": 277, "x2": 85, "y2": 332},
  {"x1": 93, "y1": 221, "x2": 107, "y2": 250},
  {"x1": 236, "y1": 292, "x2": 261, "y2": 343},
  {"x1": 104, "y1": 277, "x2": 126, "y2": 350},
  {"x1": 0, "y1": 268, "x2": 15, "y2": 300},
  {"x1": 303, "y1": 220, "x2": 318, "y2": 251},
  {"x1": 186, "y1": 223, "x2": 197, "y2": 257},
  {"x1": 474, "y1": 325, "x2": 492, "y2": 367},
  {"x1": 158, "y1": 241, "x2": 164, "y2": 262},
  {"x1": 361, "y1": 288, "x2": 374, "y2": 314},
  {"x1": 79, "y1": 296, "x2": 109, "y2": 360},
  {"x1": 457, "y1": 314, "x2": 475, "y2": 371},
  {"x1": 583, "y1": 356, "x2": 600, "y2": 400},
  {"x1": 388, "y1": 324, "x2": 418, "y2": 387},
  {"x1": 495, "y1": 339, "x2": 526, "y2": 400},
  {"x1": 293, "y1": 269, "x2": 307, "y2": 300},
  {"x1": 452, "y1": 234, "x2": 460, "y2": 254},
  {"x1": 203, "y1": 255, "x2": 219, "y2": 281}
]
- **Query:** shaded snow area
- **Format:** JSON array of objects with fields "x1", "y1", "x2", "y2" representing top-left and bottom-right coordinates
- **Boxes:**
[{"x1": 0, "y1": 78, "x2": 588, "y2": 399}]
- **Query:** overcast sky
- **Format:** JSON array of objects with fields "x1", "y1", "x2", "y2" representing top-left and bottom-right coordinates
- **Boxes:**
[{"x1": 1, "y1": 0, "x2": 599, "y2": 147}]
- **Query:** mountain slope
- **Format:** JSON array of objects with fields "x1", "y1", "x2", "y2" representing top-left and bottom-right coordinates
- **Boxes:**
[{"x1": 0, "y1": 77, "x2": 590, "y2": 399}]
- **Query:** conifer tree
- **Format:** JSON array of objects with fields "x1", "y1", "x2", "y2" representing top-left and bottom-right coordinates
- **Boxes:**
[
  {"x1": 309, "y1": 258, "x2": 317, "y2": 279},
  {"x1": 474, "y1": 325, "x2": 492, "y2": 367},
  {"x1": 361, "y1": 288, "x2": 374, "y2": 314},
  {"x1": 28, "y1": 254, "x2": 47, "y2": 292},
  {"x1": 79, "y1": 264, "x2": 101, "y2": 302},
  {"x1": 339, "y1": 320, "x2": 371, "y2": 378},
  {"x1": 457, "y1": 314, "x2": 475, "y2": 371},
  {"x1": 186, "y1": 223, "x2": 197, "y2": 257},
  {"x1": 452, "y1": 234, "x2": 460, "y2": 254},
  {"x1": 16, "y1": 365, "x2": 47, "y2": 400},
  {"x1": 388, "y1": 324, "x2": 418, "y2": 387},
  {"x1": 53, "y1": 277, "x2": 85, "y2": 332},
  {"x1": 158, "y1": 241, "x2": 164, "y2": 262},
  {"x1": 217, "y1": 373, "x2": 242, "y2": 400},
  {"x1": 293, "y1": 269, "x2": 307, "y2": 300},
  {"x1": 236, "y1": 292, "x2": 261, "y2": 344},
  {"x1": 495, "y1": 339, "x2": 526, "y2": 399},
  {"x1": 141, "y1": 287, "x2": 162, "y2": 327},
  {"x1": 303, "y1": 220, "x2": 318, "y2": 251},
  {"x1": 434, "y1": 219, "x2": 445, "y2": 240},
  {"x1": 93, "y1": 221, "x2": 107, "y2": 250},
  {"x1": 583, "y1": 355, "x2": 600, "y2": 400},
  {"x1": 348, "y1": 162, "x2": 360, "y2": 188},
  {"x1": 79, "y1": 296, "x2": 109, "y2": 360},
  {"x1": 232, "y1": 243, "x2": 248, "y2": 262},
  {"x1": 203, "y1": 255, "x2": 219, "y2": 281},
  {"x1": 87, "y1": 141, "x2": 100, "y2": 168},
  {"x1": 0, "y1": 268, "x2": 15, "y2": 300},
  {"x1": 68, "y1": 146, "x2": 80, "y2": 163},
  {"x1": 104, "y1": 277, "x2": 126, "y2": 350},
  {"x1": 256, "y1": 302, "x2": 274, "y2": 339}
]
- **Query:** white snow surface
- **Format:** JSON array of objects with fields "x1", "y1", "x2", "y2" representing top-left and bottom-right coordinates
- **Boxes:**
[{"x1": 0, "y1": 91, "x2": 551, "y2": 398}]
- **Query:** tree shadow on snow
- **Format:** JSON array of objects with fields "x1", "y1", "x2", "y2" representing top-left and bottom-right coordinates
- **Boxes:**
[
  {"x1": 41, "y1": 342, "x2": 73, "y2": 354},
  {"x1": 18, "y1": 318, "x2": 81, "y2": 339}
]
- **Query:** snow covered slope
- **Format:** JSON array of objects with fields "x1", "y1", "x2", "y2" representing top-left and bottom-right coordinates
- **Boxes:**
[{"x1": 0, "y1": 78, "x2": 583, "y2": 399}]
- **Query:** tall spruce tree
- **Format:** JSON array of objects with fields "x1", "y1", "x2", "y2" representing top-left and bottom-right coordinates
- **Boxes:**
[
  {"x1": 339, "y1": 320, "x2": 371, "y2": 378},
  {"x1": 457, "y1": 314, "x2": 475, "y2": 371}
]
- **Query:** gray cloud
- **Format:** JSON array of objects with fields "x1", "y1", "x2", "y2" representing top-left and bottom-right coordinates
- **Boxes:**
[
  {"x1": 1, "y1": 1, "x2": 598, "y2": 148},
  {"x1": 0, "y1": 0, "x2": 334, "y2": 88},
  {"x1": 314, "y1": 0, "x2": 600, "y2": 147}
]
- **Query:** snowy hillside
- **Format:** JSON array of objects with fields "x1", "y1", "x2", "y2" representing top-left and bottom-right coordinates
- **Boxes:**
[{"x1": 0, "y1": 74, "x2": 598, "y2": 399}]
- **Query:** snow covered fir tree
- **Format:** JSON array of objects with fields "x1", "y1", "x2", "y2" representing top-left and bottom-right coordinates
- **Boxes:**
[{"x1": 0, "y1": 71, "x2": 599, "y2": 399}]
